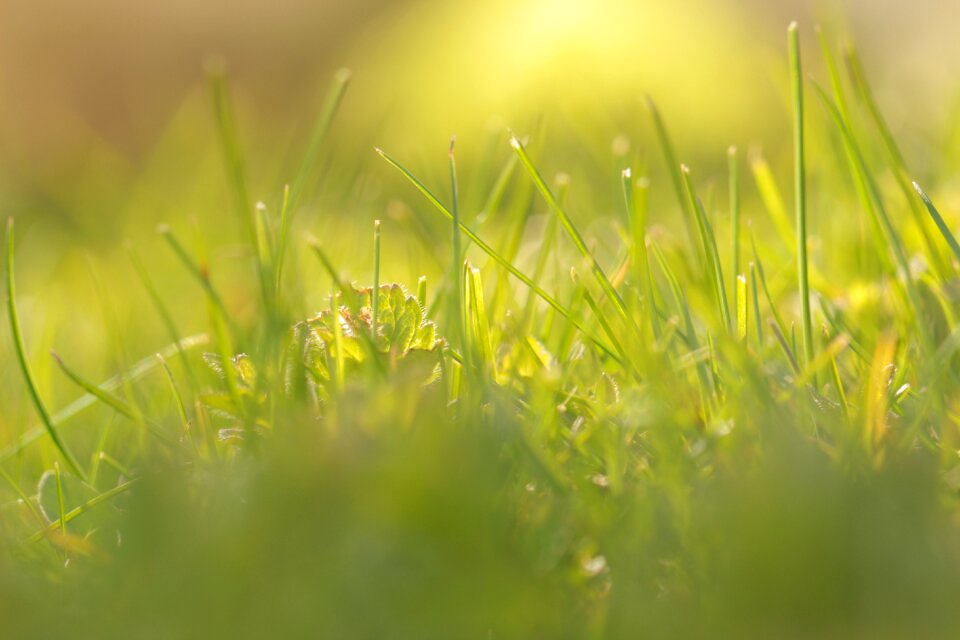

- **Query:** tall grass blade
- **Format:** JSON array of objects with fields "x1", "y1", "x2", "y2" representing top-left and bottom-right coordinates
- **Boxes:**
[
  {"x1": 510, "y1": 135, "x2": 639, "y2": 339},
  {"x1": 6, "y1": 218, "x2": 86, "y2": 479},
  {"x1": 789, "y1": 22, "x2": 816, "y2": 376},
  {"x1": 913, "y1": 181, "x2": 960, "y2": 266}
]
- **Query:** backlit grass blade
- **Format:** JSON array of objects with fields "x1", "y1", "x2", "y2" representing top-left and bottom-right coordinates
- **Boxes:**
[
  {"x1": 770, "y1": 320, "x2": 801, "y2": 375},
  {"x1": 156, "y1": 354, "x2": 191, "y2": 437},
  {"x1": 846, "y1": 46, "x2": 948, "y2": 279},
  {"x1": 50, "y1": 352, "x2": 177, "y2": 446},
  {"x1": 128, "y1": 245, "x2": 198, "y2": 386},
  {"x1": 372, "y1": 219, "x2": 381, "y2": 340},
  {"x1": 913, "y1": 181, "x2": 960, "y2": 266},
  {"x1": 729, "y1": 146, "x2": 741, "y2": 316},
  {"x1": 736, "y1": 275, "x2": 748, "y2": 342},
  {"x1": 6, "y1": 218, "x2": 86, "y2": 479},
  {"x1": 749, "y1": 263, "x2": 764, "y2": 346},
  {"x1": 158, "y1": 225, "x2": 236, "y2": 337},
  {"x1": 751, "y1": 235, "x2": 788, "y2": 340},
  {"x1": 375, "y1": 147, "x2": 623, "y2": 365},
  {"x1": 510, "y1": 135, "x2": 640, "y2": 339},
  {"x1": 789, "y1": 22, "x2": 815, "y2": 375},
  {"x1": 0, "y1": 335, "x2": 207, "y2": 463},
  {"x1": 467, "y1": 266, "x2": 496, "y2": 377},
  {"x1": 27, "y1": 478, "x2": 138, "y2": 544},
  {"x1": 286, "y1": 68, "x2": 352, "y2": 212},
  {"x1": 54, "y1": 462, "x2": 67, "y2": 534},
  {"x1": 750, "y1": 152, "x2": 796, "y2": 251},
  {"x1": 645, "y1": 96, "x2": 699, "y2": 257},
  {"x1": 813, "y1": 82, "x2": 933, "y2": 355},
  {"x1": 449, "y1": 137, "x2": 466, "y2": 357},
  {"x1": 681, "y1": 166, "x2": 731, "y2": 331},
  {"x1": 207, "y1": 62, "x2": 254, "y2": 246},
  {"x1": 622, "y1": 170, "x2": 660, "y2": 339}
]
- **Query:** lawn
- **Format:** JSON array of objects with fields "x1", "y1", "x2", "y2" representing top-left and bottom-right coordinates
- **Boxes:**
[{"x1": 2, "y1": 8, "x2": 960, "y2": 639}]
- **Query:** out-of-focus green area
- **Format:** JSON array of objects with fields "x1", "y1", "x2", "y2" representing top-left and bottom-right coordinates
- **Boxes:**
[{"x1": 3, "y1": 1, "x2": 960, "y2": 637}]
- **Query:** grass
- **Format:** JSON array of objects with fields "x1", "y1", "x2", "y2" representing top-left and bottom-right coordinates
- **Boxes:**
[{"x1": 2, "y1": 20, "x2": 960, "y2": 640}]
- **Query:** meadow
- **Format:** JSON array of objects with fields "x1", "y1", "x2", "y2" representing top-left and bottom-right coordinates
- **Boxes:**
[{"x1": 3, "y1": 8, "x2": 960, "y2": 639}]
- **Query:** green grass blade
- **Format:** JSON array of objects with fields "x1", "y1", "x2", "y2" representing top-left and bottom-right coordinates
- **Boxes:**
[
  {"x1": 729, "y1": 146, "x2": 741, "y2": 316},
  {"x1": 510, "y1": 135, "x2": 640, "y2": 339},
  {"x1": 372, "y1": 219, "x2": 382, "y2": 340},
  {"x1": 845, "y1": 46, "x2": 948, "y2": 279},
  {"x1": 749, "y1": 262, "x2": 764, "y2": 346},
  {"x1": 812, "y1": 82, "x2": 933, "y2": 355},
  {"x1": 449, "y1": 138, "x2": 466, "y2": 357},
  {"x1": 913, "y1": 181, "x2": 960, "y2": 267},
  {"x1": 50, "y1": 352, "x2": 138, "y2": 421},
  {"x1": 54, "y1": 462, "x2": 67, "y2": 534},
  {"x1": 127, "y1": 245, "x2": 199, "y2": 386},
  {"x1": 789, "y1": 22, "x2": 816, "y2": 375},
  {"x1": 682, "y1": 166, "x2": 732, "y2": 331},
  {"x1": 207, "y1": 62, "x2": 255, "y2": 246},
  {"x1": 158, "y1": 224, "x2": 237, "y2": 338},
  {"x1": 51, "y1": 352, "x2": 177, "y2": 447},
  {"x1": 0, "y1": 335, "x2": 206, "y2": 463},
  {"x1": 6, "y1": 218, "x2": 86, "y2": 479},
  {"x1": 645, "y1": 96, "x2": 699, "y2": 256},
  {"x1": 27, "y1": 478, "x2": 137, "y2": 544},
  {"x1": 287, "y1": 68, "x2": 352, "y2": 211}
]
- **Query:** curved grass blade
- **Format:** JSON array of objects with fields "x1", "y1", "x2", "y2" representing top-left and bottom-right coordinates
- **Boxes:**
[
  {"x1": 0, "y1": 334, "x2": 207, "y2": 463},
  {"x1": 913, "y1": 181, "x2": 960, "y2": 266},
  {"x1": 6, "y1": 218, "x2": 86, "y2": 479},
  {"x1": 51, "y1": 352, "x2": 177, "y2": 446}
]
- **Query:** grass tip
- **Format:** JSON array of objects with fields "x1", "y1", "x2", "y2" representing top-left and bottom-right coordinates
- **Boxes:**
[
  {"x1": 680, "y1": 164, "x2": 691, "y2": 175},
  {"x1": 622, "y1": 167, "x2": 632, "y2": 179},
  {"x1": 156, "y1": 224, "x2": 171, "y2": 235},
  {"x1": 728, "y1": 144, "x2": 737, "y2": 156},
  {"x1": 334, "y1": 67, "x2": 352, "y2": 84},
  {"x1": 255, "y1": 201, "x2": 267, "y2": 213},
  {"x1": 788, "y1": 20, "x2": 799, "y2": 33}
]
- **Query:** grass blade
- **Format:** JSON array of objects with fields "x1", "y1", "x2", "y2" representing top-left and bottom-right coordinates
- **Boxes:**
[
  {"x1": 913, "y1": 181, "x2": 960, "y2": 266},
  {"x1": 645, "y1": 96, "x2": 699, "y2": 257},
  {"x1": 27, "y1": 478, "x2": 137, "y2": 544},
  {"x1": 789, "y1": 22, "x2": 816, "y2": 375},
  {"x1": 6, "y1": 218, "x2": 86, "y2": 479},
  {"x1": 510, "y1": 134, "x2": 640, "y2": 340},
  {"x1": 0, "y1": 335, "x2": 207, "y2": 463}
]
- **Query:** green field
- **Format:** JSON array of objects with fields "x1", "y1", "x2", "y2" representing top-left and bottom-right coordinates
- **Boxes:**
[{"x1": 3, "y1": 7, "x2": 960, "y2": 638}]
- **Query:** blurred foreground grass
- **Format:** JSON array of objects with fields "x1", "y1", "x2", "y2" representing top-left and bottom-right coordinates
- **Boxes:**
[{"x1": 3, "y1": 11, "x2": 960, "y2": 639}]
